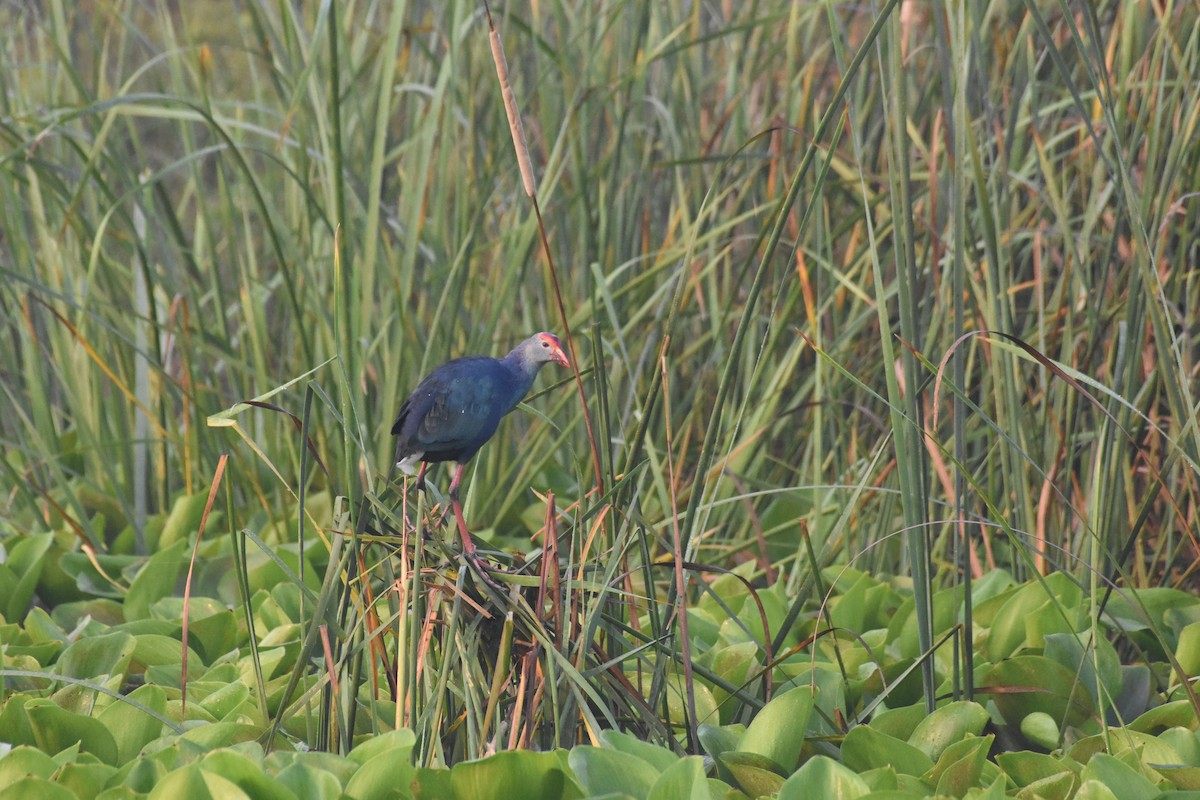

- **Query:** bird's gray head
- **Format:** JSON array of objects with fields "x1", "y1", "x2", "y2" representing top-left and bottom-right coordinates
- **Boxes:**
[{"x1": 512, "y1": 332, "x2": 570, "y2": 369}]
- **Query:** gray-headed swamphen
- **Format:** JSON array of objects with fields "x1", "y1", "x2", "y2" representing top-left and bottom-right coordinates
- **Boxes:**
[{"x1": 392, "y1": 332, "x2": 569, "y2": 571}]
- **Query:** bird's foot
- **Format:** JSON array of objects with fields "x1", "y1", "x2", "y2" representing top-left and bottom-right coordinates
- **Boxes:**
[{"x1": 461, "y1": 549, "x2": 508, "y2": 595}]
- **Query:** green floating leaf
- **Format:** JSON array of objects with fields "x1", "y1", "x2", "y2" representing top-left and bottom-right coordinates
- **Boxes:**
[
  {"x1": 842, "y1": 723, "x2": 933, "y2": 776},
  {"x1": 778, "y1": 755, "x2": 870, "y2": 799},
  {"x1": 26, "y1": 698, "x2": 119, "y2": 766},
  {"x1": 1020, "y1": 711, "x2": 1061, "y2": 750},
  {"x1": 569, "y1": 745, "x2": 659, "y2": 798},
  {"x1": 0, "y1": 533, "x2": 54, "y2": 620},
  {"x1": 1130, "y1": 700, "x2": 1200, "y2": 734},
  {"x1": 0, "y1": 777, "x2": 77, "y2": 800},
  {"x1": 981, "y1": 657, "x2": 1094, "y2": 731},
  {"x1": 1175, "y1": 621, "x2": 1200, "y2": 677},
  {"x1": 411, "y1": 767, "x2": 453, "y2": 800},
  {"x1": 198, "y1": 750, "x2": 298, "y2": 800},
  {"x1": 869, "y1": 703, "x2": 928, "y2": 741},
  {"x1": 57, "y1": 631, "x2": 136, "y2": 682},
  {"x1": 924, "y1": 734, "x2": 992, "y2": 796},
  {"x1": 57, "y1": 760, "x2": 121, "y2": 800},
  {"x1": 1015, "y1": 770, "x2": 1078, "y2": 800},
  {"x1": 1078, "y1": 754, "x2": 1158, "y2": 800},
  {"x1": 156, "y1": 492, "x2": 212, "y2": 552},
  {"x1": 598, "y1": 729, "x2": 679, "y2": 773},
  {"x1": 1043, "y1": 632, "x2": 1122, "y2": 711},
  {"x1": 996, "y1": 750, "x2": 1079, "y2": 789},
  {"x1": 0, "y1": 745, "x2": 60, "y2": 786},
  {"x1": 907, "y1": 701, "x2": 989, "y2": 761},
  {"x1": 345, "y1": 748, "x2": 418, "y2": 800},
  {"x1": 1156, "y1": 765, "x2": 1200, "y2": 791},
  {"x1": 179, "y1": 722, "x2": 261, "y2": 751},
  {"x1": 986, "y1": 574, "x2": 1082, "y2": 661},
  {"x1": 146, "y1": 763, "x2": 223, "y2": 800},
  {"x1": 125, "y1": 539, "x2": 189, "y2": 622},
  {"x1": 97, "y1": 683, "x2": 169, "y2": 764},
  {"x1": 646, "y1": 756, "x2": 707, "y2": 800},
  {"x1": 275, "y1": 762, "x2": 343, "y2": 800},
  {"x1": 451, "y1": 750, "x2": 580, "y2": 800},
  {"x1": 738, "y1": 685, "x2": 816, "y2": 772},
  {"x1": 0, "y1": 697, "x2": 40, "y2": 748},
  {"x1": 718, "y1": 751, "x2": 786, "y2": 797}
]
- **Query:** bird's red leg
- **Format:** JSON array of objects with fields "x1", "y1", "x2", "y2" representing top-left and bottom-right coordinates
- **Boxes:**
[
  {"x1": 447, "y1": 463, "x2": 464, "y2": 500},
  {"x1": 415, "y1": 461, "x2": 428, "y2": 493},
  {"x1": 446, "y1": 464, "x2": 505, "y2": 591}
]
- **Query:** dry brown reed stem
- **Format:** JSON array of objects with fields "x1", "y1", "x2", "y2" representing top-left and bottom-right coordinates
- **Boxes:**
[
  {"x1": 488, "y1": 24, "x2": 536, "y2": 197},
  {"x1": 483, "y1": 2, "x2": 606, "y2": 493},
  {"x1": 182, "y1": 453, "x2": 227, "y2": 716}
]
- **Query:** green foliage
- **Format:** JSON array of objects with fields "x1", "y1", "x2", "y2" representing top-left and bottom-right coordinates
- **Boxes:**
[{"x1": 3, "y1": 0, "x2": 1200, "y2": 797}]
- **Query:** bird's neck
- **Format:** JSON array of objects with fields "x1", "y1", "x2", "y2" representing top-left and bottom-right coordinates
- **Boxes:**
[{"x1": 500, "y1": 351, "x2": 541, "y2": 403}]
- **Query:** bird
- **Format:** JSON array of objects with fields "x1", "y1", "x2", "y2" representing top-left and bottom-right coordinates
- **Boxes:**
[{"x1": 391, "y1": 331, "x2": 570, "y2": 573}]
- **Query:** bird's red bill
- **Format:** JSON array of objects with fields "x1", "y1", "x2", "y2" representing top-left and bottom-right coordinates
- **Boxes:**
[{"x1": 540, "y1": 333, "x2": 570, "y2": 368}]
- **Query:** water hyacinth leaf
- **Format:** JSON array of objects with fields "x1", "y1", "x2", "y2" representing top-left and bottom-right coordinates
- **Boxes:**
[
  {"x1": 1130, "y1": 700, "x2": 1199, "y2": 734},
  {"x1": 198, "y1": 750, "x2": 297, "y2": 800},
  {"x1": 130, "y1": 634, "x2": 199, "y2": 674},
  {"x1": 981, "y1": 656, "x2": 1095, "y2": 730},
  {"x1": 178, "y1": 722, "x2": 261, "y2": 750},
  {"x1": 841, "y1": 723, "x2": 933, "y2": 776},
  {"x1": 1017, "y1": 771, "x2": 1078, "y2": 800},
  {"x1": 346, "y1": 728, "x2": 417, "y2": 765},
  {"x1": 155, "y1": 492, "x2": 211, "y2": 551},
  {"x1": 829, "y1": 573, "x2": 873, "y2": 633},
  {"x1": 57, "y1": 631, "x2": 136, "y2": 682},
  {"x1": 888, "y1": 587, "x2": 959, "y2": 659},
  {"x1": 0, "y1": 533, "x2": 54, "y2": 620},
  {"x1": 996, "y1": 750, "x2": 1081, "y2": 789},
  {"x1": 857, "y1": 766, "x2": 899, "y2": 793},
  {"x1": 1175, "y1": 621, "x2": 1200, "y2": 676},
  {"x1": 568, "y1": 745, "x2": 659, "y2": 797},
  {"x1": 1078, "y1": 754, "x2": 1159, "y2": 800},
  {"x1": 0, "y1": 777, "x2": 77, "y2": 800},
  {"x1": 1113, "y1": 665, "x2": 1153, "y2": 722},
  {"x1": 697, "y1": 722, "x2": 745, "y2": 784},
  {"x1": 738, "y1": 685, "x2": 816, "y2": 771},
  {"x1": 1020, "y1": 711, "x2": 1061, "y2": 750},
  {"x1": 870, "y1": 703, "x2": 928, "y2": 741},
  {"x1": 907, "y1": 701, "x2": 989, "y2": 761},
  {"x1": 1155, "y1": 765, "x2": 1200, "y2": 791},
  {"x1": 0, "y1": 746, "x2": 59, "y2": 785},
  {"x1": 56, "y1": 761, "x2": 120, "y2": 799},
  {"x1": 275, "y1": 762, "x2": 343, "y2": 800},
  {"x1": 26, "y1": 699, "x2": 119, "y2": 765},
  {"x1": 96, "y1": 684, "x2": 169, "y2": 764},
  {"x1": 125, "y1": 540, "x2": 191, "y2": 623},
  {"x1": 646, "y1": 756, "x2": 707, "y2": 800},
  {"x1": 986, "y1": 574, "x2": 1082, "y2": 662},
  {"x1": 718, "y1": 751, "x2": 787, "y2": 797},
  {"x1": 598, "y1": 730, "x2": 679, "y2": 773},
  {"x1": 412, "y1": 767, "x2": 454, "y2": 800},
  {"x1": 179, "y1": 608, "x2": 245, "y2": 665},
  {"x1": 1158, "y1": 727, "x2": 1200, "y2": 766},
  {"x1": 778, "y1": 755, "x2": 870, "y2": 800},
  {"x1": 663, "y1": 672, "x2": 719, "y2": 729},
  {"x1": 923, "y1": 734, "x2": 992, "y2": 796},
  {"x1": 451, "y1": 750, "x2": 579, "y2": 800},
  {"x1": 1103, "y1": 589, "x2": 1198, "y2": 636},
  {"x1": 344, "y1": 749, "x2": 419, "y2": 800}
]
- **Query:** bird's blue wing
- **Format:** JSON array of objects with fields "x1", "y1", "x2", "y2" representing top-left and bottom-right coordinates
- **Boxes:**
[{"x1": 417, "y1": 372, "x2": 502, "y2": 447}]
